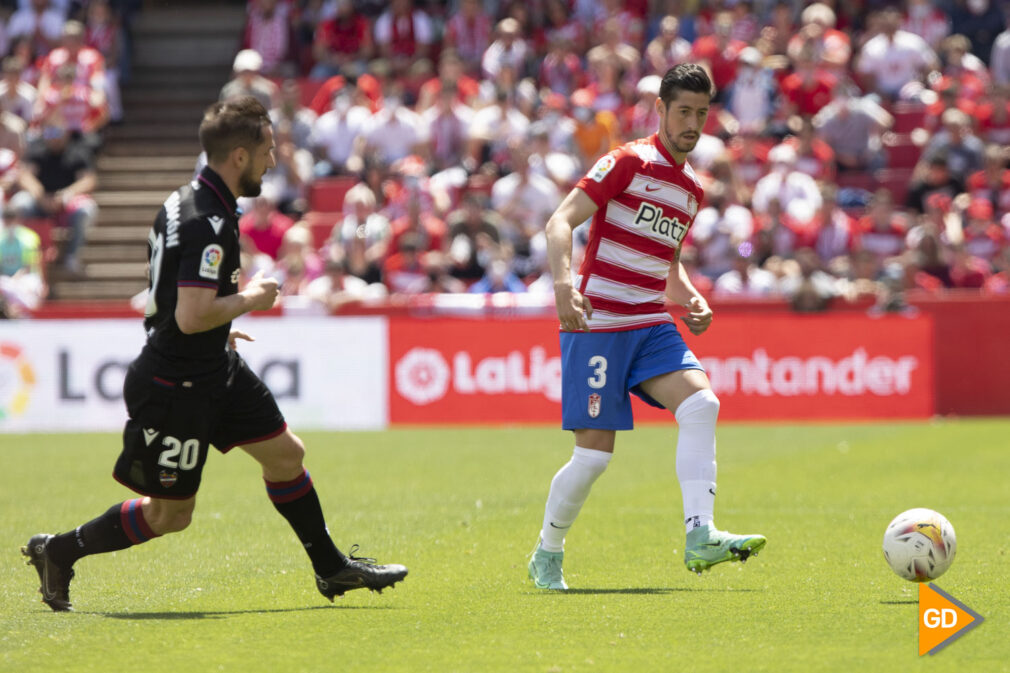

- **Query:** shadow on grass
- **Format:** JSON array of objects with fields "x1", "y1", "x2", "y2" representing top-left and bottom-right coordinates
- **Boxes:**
[
  {"x1": 879, "y1": 600, "x2": 917, "y2": 605},
  {"x1": 534, "y1": 587, "x2": 762, "y2": 595},
  {"x1": 84, "y1": 605, "x2": 395, "y2": 620}
]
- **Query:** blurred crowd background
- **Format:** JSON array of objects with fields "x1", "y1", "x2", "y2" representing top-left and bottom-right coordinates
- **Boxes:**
[{"x1": 2, "y1": 0, "x2": 1010, "y2": 318}]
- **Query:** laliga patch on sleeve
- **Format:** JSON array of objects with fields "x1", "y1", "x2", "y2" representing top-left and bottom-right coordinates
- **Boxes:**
[
  {"x1": 199, "y1": 244, "x2": 224, "y2": 280},
  {"x1": 588, "y1": 155, "x2": 616, "y2": 182}
]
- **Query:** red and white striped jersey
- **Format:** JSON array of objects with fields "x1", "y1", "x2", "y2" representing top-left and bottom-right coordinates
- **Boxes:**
[{"x1": 574, "y1": 133, "x2": 703, "y2": 332}]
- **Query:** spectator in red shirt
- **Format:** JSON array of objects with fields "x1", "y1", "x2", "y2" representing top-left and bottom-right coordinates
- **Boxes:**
[
  {"x1": 923, "y1": 77, "x2": 978, "y2": 133},
  {"x1": 622, "y1": 74, "x2": 661, "y2": 143},
  {"x1": 311, "y1": 0, "x2": 372, "y2": 81},
  {"x1": 37, "y1": 63, "x2": 107, "y2": 135},
  {"x1": 592, "y1": 0, "x2": 646, "y2": 50},
  {"x1": 38, "y1": 21, "x2": 106, "y2": 104},
  {"x1": 950, "y1": 246, "x2": 991, "y2": 288},
  {"x1": 387, "y1": 180, "x2": 446, "y2": 257},
  {"x1": 373, "y1": 0, "x2": 434, "y2": 74},
  {"x1": 975, "y1": 84, "x2": 1010, "y2": 146},
  {"x1": 984, "y1": 247, "x2": 1010, "y2": 292},
  {"x1": 960, "y1": 197, "x2": 1005, "y2": 262},
  {"x1": 84, "y1": 0, "x2": 122, "y2": 124},
  {"x1": 416, "y1": 50, "x2": 480, "y2": 112},
  {"x1": 381, "y1": 232, "x2": 431, "y2": 294},
  {"x1": 780, "y1": 47, "x2": 837, "y2": 118},
  {"x1": 690, "y1": 11, "x2": 744, "y2": 100},
  {"x1": 539, "y1": 35, "x2": 585, "y2": 98},
  {"x1": 787, "y1": 3, "x2": 852, "y2": 74},
  {"x1": 308, "y1": 70, "x2": 382, "y2": 116},
  {"x1": 966, "y1": 144, "x2": 1010, "y2": 216},
  {"x1": 856, "y1": 189, "x2": 909, "y2": 260},
  {"x1": 726, "y1": 125, "x2": 771, "y2": 197},
  {"x1": 239, "y1": 195, "x2": 295, "y2": 260},
  {"x1": 784, "y1": 117, "x2": 836, "y2": 182},
  {"x1": 939, "y1": 34, "x2": 990, "y2": 97}
]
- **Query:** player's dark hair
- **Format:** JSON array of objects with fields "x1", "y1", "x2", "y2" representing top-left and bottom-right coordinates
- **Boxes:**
[
  {"x1": 658, "y1": 64, "x2": 714, "y2": 106},
  {"x1": 199, "y1": 96, "x2": 272, "y2": 164}
]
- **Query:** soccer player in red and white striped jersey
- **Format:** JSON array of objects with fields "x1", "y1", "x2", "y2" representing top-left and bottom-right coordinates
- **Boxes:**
[{"x1": 528, "y1": 64, "x2": 766, "y2": 590}]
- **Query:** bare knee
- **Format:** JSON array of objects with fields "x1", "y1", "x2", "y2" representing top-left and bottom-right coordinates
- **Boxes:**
[
  {"x1": 573, "y1": 428, "x2": 616, "y2": 453},
  {"x1": 255, "y1": 432, "x2": 306, "y2": 481},
  {"x1": 275, "y1": 433, "x2": 306, "y2": 474},
  {"x1": 142, "y1": 497, "x2": 196, "y2": 535}
]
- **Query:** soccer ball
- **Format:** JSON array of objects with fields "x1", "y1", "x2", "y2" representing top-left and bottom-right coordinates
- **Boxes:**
[{"x1": 882, "y1": 508, "x2": 957, "y2": 582}]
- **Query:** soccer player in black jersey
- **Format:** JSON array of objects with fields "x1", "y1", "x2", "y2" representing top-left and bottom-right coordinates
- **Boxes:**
[{"x1": 22, "y1": 97, "x2": 407, "y2": 611}]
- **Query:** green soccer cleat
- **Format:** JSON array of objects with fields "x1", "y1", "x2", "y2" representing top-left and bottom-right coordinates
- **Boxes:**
[
  {"x1": 528, "y1": 542, "x2": 568, "y2": 590},
  {"x1": 684, "y1": 524, "x2": 766, "y2": 575}
]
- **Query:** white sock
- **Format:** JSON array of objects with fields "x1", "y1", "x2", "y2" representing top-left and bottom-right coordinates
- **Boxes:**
[
  {"x1": 539, "y1": 446, "x2": 612, "y2": 552},
  {"x1": 675, "y1": 389, "x2": 719, "y2": 533}
]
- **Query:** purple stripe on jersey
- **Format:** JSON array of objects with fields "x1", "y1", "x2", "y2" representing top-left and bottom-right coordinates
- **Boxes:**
[{"x1": 197, "y1": 174, "x2": 235, "y2": 215}]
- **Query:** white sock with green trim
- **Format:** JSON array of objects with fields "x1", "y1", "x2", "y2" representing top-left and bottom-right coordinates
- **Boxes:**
[{"x1": 676, "y1": 389, "x2": 720, "y2": 533}]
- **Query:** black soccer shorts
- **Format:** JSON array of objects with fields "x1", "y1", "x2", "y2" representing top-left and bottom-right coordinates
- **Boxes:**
[{"x1": 113, "y1": 349, "x2": 287, "y2": 499}]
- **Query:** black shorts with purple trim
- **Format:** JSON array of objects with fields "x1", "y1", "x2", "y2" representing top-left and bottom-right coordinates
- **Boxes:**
[{"x1": 113, "y1": 348, "x2": 287, "y2": 499}]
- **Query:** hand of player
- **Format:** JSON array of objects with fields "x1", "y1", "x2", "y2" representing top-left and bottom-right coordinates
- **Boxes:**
[
  {"x1": 244, "y1": 269, "x2": 280, "y2": 311},
  {"x1": 228, "y1": 330, "x2": 254, "y2": 350},
  {"x1": 555, "y1": 284, "x2": 593, "y2": 332},
  {"x1": 679, "y1": 296, "x2": 713, "y2": 335}
]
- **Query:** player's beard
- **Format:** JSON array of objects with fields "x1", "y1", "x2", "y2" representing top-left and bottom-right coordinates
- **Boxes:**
[
  {"x1": 238, "y1": 162, "x2": 263, "y2": 198},
  {"x1": 660, "y1": 113, "x2": 700, "y2": 155},
  {"x1": 664, "y1": 125, "x2": 700, "y2": 154}
]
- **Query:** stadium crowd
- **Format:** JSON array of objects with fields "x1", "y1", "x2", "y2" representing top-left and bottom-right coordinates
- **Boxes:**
[
  {"x1": 0, "y1": 0, "x2": 135, "y2": 316},
  {"x1": 5, "y1": 0, "x2": 1010, "y2": 317}
]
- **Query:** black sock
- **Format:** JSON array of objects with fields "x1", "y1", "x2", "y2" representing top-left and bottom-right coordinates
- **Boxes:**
[
  {"x1": 265, "y1": 470, "x2": 347, "y2": 577},
  {"x1": 47, "y1": 499, "x2": 161, "y2": 567}
]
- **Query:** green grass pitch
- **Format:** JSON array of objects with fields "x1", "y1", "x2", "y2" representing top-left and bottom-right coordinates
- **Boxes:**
[{"x1": 1, "y1": 420, "x2": 1007, "y2": 673}]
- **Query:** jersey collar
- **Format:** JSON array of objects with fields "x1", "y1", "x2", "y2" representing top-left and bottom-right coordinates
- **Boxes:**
[
  {"x1": 197, "y1": 166, "x2": 239, "y2": 217},
  {"x1": 651, "y1": 132, "x2": 684, "y2": 168}
]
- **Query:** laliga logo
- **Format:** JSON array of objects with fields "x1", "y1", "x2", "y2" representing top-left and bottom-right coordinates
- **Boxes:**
[
  {"x1": 396, "y1": 347, "x2": 562, "y2": 405},
  {"x1": 0, "y1": 342, "x2": 35, "y2": 420}
]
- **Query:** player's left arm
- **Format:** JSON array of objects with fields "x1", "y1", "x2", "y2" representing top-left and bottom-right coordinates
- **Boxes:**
[{"x1": 665, "y1": 246, "x2": 713, "y2": 336}]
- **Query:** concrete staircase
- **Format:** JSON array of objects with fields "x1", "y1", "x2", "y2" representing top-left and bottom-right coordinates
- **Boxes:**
[{"x1": 53, "y1": 4, "x2": 246, "y2": 300}]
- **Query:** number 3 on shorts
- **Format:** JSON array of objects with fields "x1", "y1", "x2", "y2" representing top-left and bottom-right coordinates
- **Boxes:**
[{"x1": 587, "y1": 355, "x2": 608, "y2": 389}]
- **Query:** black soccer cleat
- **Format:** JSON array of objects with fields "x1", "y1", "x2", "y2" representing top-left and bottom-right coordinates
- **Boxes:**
[
  {"x1": 315, "y1": 546, "x2": 408, "y2": 601},
  {"x1": 21, "y1": 534, "x2": 75, "y2": 612}
]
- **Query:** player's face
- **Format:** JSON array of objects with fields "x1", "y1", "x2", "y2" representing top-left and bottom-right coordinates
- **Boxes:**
[
  {"x1": 238, "y1": 125, "x2": 276, "y2": 198},
  {"x1": 656, "y1": 90, "x2": 710, "y2": 157}
]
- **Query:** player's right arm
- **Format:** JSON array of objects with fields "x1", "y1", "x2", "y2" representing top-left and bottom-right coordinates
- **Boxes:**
[
  {"x1": 176, "y1": 270, "x2": 279, "y2": 335},
  {"x1": 546, "y1": 188, "x2": 599, "y2": 332},
  {"x1": 170, "y1": 213, "x2": 280, "y2": 335}
]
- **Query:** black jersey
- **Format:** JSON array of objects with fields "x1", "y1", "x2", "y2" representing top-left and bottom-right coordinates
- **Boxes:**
[{"x1": 141, "y1": 167, "x2": 241, "y2": 375}]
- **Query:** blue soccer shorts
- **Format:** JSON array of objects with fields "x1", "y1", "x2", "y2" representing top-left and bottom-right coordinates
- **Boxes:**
[{"x1": 559, "y1": 322, "x2": 704, "y2": 431}]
